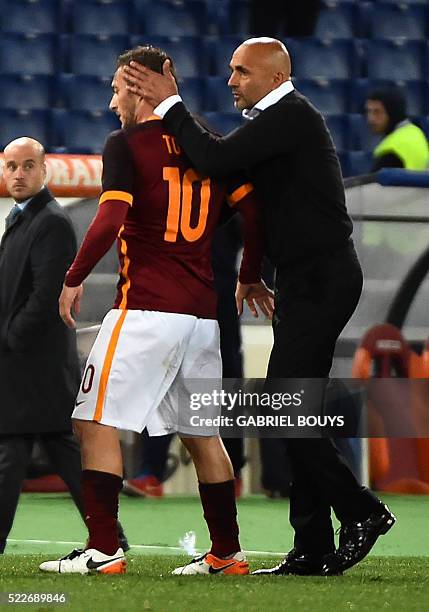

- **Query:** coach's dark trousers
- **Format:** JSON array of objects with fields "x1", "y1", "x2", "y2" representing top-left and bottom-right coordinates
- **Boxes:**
[
  {"x1": 0, "y1": 433, "x2": 84, "y2": 553},
  {"x1": 267, "y1": 241, "x2": 380, "y2": 555}
]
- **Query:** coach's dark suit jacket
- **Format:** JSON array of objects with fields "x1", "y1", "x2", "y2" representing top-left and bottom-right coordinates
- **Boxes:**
[
  {"x1": 161, "y1": 92, "x2": 381, "y2": 556},
  {"x1": 0, "y1": 187, "x2": 80, "y2": 434},
  {"x1": 162, "y1": 91, "x2": 352, "y2": 267}
]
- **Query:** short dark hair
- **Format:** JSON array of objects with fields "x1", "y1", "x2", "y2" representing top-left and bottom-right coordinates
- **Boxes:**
[{"x1": 117, "y1": 45, "x2": 177, "y2": 81}]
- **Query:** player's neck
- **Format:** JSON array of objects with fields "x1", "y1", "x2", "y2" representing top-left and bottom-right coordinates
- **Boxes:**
[{"x1": 136, "y1": 102, "x2": 158, "y2": 124}]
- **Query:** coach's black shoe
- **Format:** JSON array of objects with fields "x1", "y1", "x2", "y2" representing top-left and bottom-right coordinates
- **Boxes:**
[
  {"x1": 252, "y1": 548, "x2": 337, "y2": 576},
  {"x1": 322, "y1": 504, "x2": 396, "y2": 575}
]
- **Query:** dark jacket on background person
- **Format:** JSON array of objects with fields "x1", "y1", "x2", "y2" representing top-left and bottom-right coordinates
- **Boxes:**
[{"x1": 0, "y1": 187, "x2": 80, "y2": 434}]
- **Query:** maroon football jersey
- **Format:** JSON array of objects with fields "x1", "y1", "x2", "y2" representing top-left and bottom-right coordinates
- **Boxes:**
[{"x1": 101, "y1": 116, "x2": 254, "y2": 319}]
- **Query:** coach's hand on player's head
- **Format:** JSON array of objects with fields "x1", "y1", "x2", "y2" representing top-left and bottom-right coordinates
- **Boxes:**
[
  {"x1": 59, "y1": 284, "x2": 83, "y2": 328},
  {"x1": 124, "y1": 59, "x2": 178, "y2": 107},
  {"x1": 236, "y1": 280, "x2": 275, "y2": 320}
]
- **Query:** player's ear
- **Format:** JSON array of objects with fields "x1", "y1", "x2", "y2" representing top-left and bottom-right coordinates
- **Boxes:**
[
  {"x1": 162, "y1": 59, "x2": 171, "y2": 75},
  {"x1": 163, "y1": 59, "x2": 177, "y2": 81}
]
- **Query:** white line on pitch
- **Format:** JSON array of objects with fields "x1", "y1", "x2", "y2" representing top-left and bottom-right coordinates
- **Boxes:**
[{"x1": 7, "y1": 539, "x2": 284, "y2": 557}]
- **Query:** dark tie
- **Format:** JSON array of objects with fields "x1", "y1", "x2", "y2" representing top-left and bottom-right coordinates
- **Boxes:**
[{"x1": 5, "y1": 204, "x2": 21, "y2": 230}]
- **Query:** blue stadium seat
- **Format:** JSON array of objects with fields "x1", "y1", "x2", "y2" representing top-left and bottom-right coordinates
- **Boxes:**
[
  {"x1": 53, "y1": 110, "x2": 120, "y2": 153},
  {"x1": 418, "y1": 117, "x2": 429, "y2": 140},
  {"x1": 229, "y1": 0, "x2": 251, "y2": 35},
  {"x1": 130, "y1": 36, "x2": 206, "y2": 78},
  {"x1": 291, "y1": 39, "x2": 358, "y2": 80},
  {"x1": 68, "y1": 35, "x2": 129, "y2": 77},
  {"x1": 212, "y1": 36, "x2": 245, "y2": 76},
  {"x1": 393, "y1": 80, "x2": 427, "y2": 117},
  {"x1": 337, "y1": 151, "x2": 349, "y2": 177},
  {"x1": 59, "y1": 74, "x2": 113, "y2": 111},
  {"x1": 135, "y1": 0, "x2": 208, "y2": 36},
  {"x1": 348, "y1": 113, "x2": 382, "y2": 152},
  {"x1": 315, "y1": 2, "x2": 358, "y2": 39},
  {"x1": 325, "y1": 115, "x2": 349, "y2": 151},
  {"x1": 350, "y1": 78, "x2": 389, "y2": 114},
  {"x1": 365, "y1": 40, "x2": 425, "y2": 81},
  {"x1": 71, "y1": 0, "x2": 134, "y2": 35},
  {"x1": 205, "y1": 76, "x2": 235, "y2": 112},
  {"x1": 0, "y1": 75, "x2": 54, "y2": 110},
  {"x1": 0, "y1": 110, "x2": 51, "y2": 148},
  {"x1": 0, "y1": 33, "x2": 59, "y2": 75},
  {"x1": 206, "y1": 0, "x2": 238, "y2": 35},
  {"x1": 343, "y1": 151, "x2": 373, "y2": 177},
  {"x1": 177, "y1": 78, "x2": 205, "y2": 113},
  {"x1": 408, "y1": 80, "x2": 429, "y2": 116},
  {"x1": 203, "y1": 112, "x2": 243, "y2": 135},
  {"x1": 380, "y1": 0, "x2": 428, "y2": 5},
  {"x1": 350, "y1": 78, "x2": 427, "y2": 116},
  {"x1": 293, "y1": 79, "x2": 349, "y2": 114},
  {"x1": 0, "y1": 0, "x2": 63, "y2": 34},
  {"x1": 365, "y1": 3, "x2": 427, "y2": 40}
]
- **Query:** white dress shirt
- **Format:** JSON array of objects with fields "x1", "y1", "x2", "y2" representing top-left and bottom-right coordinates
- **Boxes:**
[{"x1": 242, "y1": 80, "x2": 295, "y2": 120}]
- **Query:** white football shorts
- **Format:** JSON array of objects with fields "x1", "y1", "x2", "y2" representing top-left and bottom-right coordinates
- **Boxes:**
[{"x1": 72, "y1": 309, "x2": 222, "y2": 436}]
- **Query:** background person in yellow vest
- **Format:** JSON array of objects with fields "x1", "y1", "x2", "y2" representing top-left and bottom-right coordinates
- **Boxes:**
[{"x1": 366, "y1": 88, "x2": 429, "y2": 172}]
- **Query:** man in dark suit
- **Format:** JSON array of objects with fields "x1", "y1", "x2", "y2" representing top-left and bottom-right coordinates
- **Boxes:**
[
  {"x1": 0, "y1": 137, "x2": 128, "y2": 553},
  {"x1": 123, "y1": 38, "x2": 396, "y2": 575}
]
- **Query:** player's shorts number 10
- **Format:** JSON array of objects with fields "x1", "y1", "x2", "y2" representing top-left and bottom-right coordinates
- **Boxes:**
[{"x1": 163, "y1": 167, "x2": 211, "y2": 242}]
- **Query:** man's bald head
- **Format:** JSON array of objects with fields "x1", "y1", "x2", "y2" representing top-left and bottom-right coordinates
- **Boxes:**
[
  {"x1": 3, "y1": 137, "x2": 46, "y2": 202},
  {"x1": 228, "y1": 37, "x2": 292, "y2": 111},
  {"x1": 4, "y1": 137, "x2": 45, "y2": 160},
  {"x1": 240, "y1": 38, "x2": 291, "y2": 76}
]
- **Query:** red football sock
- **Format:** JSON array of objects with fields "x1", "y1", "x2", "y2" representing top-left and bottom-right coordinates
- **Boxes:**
[
  {"x1": 82, "y1": 469, "x2": 123, "y2": 555},
  {"x1": 198, "y1": 480, "x2": 240, "y2": 558}
]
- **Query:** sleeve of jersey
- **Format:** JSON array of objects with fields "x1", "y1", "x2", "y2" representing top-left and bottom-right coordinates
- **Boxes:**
[
  {"x1": 228, "y1": 183, "x2": 265, "y2": 284},
  {"x1": 64, "y1": 132, "x2": 134, "y2": 287}
]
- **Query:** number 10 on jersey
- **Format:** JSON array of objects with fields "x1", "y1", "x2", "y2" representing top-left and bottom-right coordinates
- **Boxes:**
[{"x1": 163, "y1": 167, "x2": 211, "y2": 243}]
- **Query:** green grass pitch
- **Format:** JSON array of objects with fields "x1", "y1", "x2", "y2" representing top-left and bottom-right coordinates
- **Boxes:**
[{"x1": 1, "y1": 494, "x2": 429, "y2": 611}]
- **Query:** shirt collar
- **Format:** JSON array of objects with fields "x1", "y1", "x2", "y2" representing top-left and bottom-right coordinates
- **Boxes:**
[
  {"x1": 14, "y1": 186, "x2": 45, "y2": 211},
  {"x1": 242, "y1": 80, "x2": 295, "y2": 120},
  {"x1": 14, "y1": 198, "x2": 32, "y2": 211}
]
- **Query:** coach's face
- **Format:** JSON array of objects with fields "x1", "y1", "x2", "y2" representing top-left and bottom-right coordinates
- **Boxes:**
[
  {"x1": 228, "y1": 43, "x2": 284, "y2": 111},
  {"x1": 110, "y1": 67, "x2": 138, "y2": 128},
  {"x1": 3, "y1": 142, "x2": 46, "y2": 202}
]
